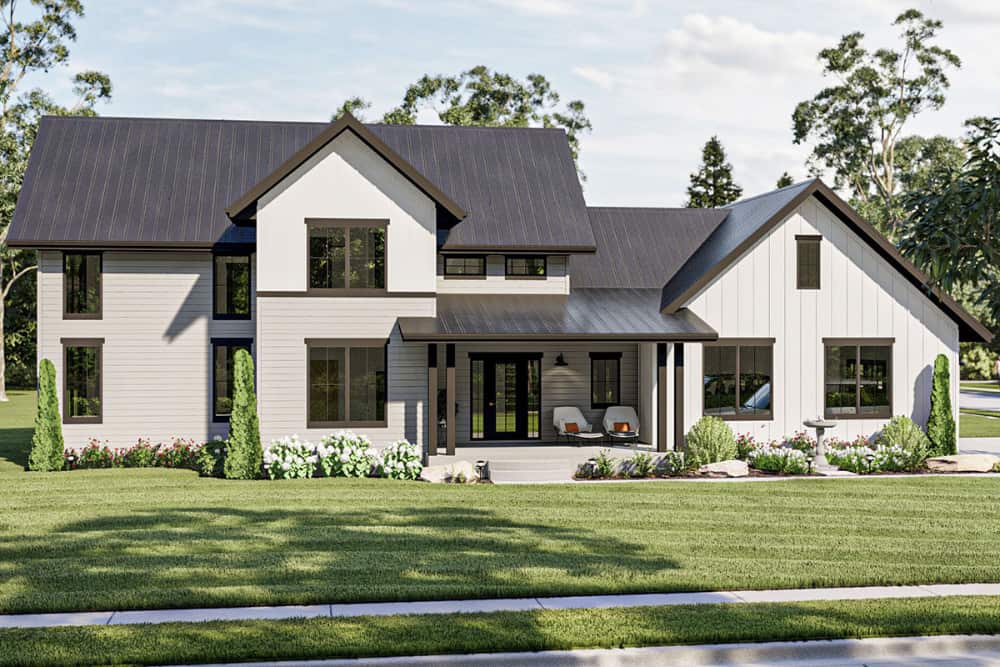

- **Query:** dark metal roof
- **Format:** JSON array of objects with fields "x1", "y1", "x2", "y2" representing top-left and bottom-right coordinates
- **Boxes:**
[
  {"x1": 573, "y1": 207, "x2": 729, "y2": 288},
  {"x1": 7, "y1": 115, "x2": 595, "y2": 252},
  {"x1": 397, "y1": 288, "x2": 717, "y2": 341}
]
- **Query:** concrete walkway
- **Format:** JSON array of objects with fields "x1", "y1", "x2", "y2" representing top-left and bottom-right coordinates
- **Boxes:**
[{"x1": 5, "y1": 583, "x2": 1000, "y2": 630}]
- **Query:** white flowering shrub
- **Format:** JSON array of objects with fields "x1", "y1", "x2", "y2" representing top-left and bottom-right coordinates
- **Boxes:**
[
  {"x1": 826, "y1": 443, "x2": 917, "y2": 473},
  {"x1": 316, "y1": 431, "x2": 378, "y2": 478},
  {"x1": 264, "y1": 435, "x2": 318, "y2": 480},
  {"x1": 747, "y1": 444, "x2": 809, "y2": 474},
  {"x1": 379, "y1": 440, "x2": 423, "y2": 480}
]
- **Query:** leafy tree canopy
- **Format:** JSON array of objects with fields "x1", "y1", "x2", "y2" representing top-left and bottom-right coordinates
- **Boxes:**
[
  {"x1": 686, "y1": 136, "x2": 742, "y2": 208},
  {"x1": 776, "y1": 172, "x2": 794, "y2": 188}
]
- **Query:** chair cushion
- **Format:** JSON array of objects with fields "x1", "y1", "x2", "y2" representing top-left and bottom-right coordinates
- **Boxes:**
[
  {"x1": 613, "y1": 422, "x2": 631, "y2": 433},
  {"x1": 564, "y1": 422, "x2": 580, "y2": 433}
]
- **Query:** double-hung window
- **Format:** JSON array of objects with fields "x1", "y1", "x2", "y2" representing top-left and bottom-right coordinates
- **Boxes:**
[
  {"x1": 824, "y1": 339, "x2": 892, "y2": 418},
  {"x1": 214, "y1": 255, "x2": 251, "y2": 319},
  {"x1": 703, "y1": 340, "x2": 773, "y2": 419},
  {"x1": 307, "y1": 219, "x2": 386, "y2": 293},
  {"x1": 212, "y1": 339, "x2": 253, "y2": 421},
  {"x1": 62, "y1": 338, "x2": 103, "y2": 423},
  {"x1": 63, "y1": 252, "x2": 102, "y2": 319},
  {"x1": 307, "y1": 339, "x2": 387, "y2": 427}
]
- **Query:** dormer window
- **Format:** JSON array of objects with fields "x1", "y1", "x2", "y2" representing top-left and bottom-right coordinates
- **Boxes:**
[
  {"x1": 443, "y1": 256, "x2": 486, "y2": 278},
  {"x1": 505, "y1": 256, "x2": 546, "y2": 279},
  {"x1": 307, "y1": 219, "x2": 386, "y2": 293}
]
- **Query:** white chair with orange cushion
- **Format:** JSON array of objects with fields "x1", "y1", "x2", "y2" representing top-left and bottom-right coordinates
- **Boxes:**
[
  {"x1": 602, "y1": 406, "x2": 640, "y2": 445},
  {"x1": 552, "y1": 406, "x2": 605, "y2": 444}
]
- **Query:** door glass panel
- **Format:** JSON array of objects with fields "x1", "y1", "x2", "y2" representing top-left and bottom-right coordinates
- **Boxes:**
[
  {"x1": 495, "y1": 361, "x2": 518, "y2": 434},
  {"x1": 527, "y1": 358, "x2": 540, "y2": 439},
  {"x1": 471, "y1": 359, "x2": 484, "y2": 440}
]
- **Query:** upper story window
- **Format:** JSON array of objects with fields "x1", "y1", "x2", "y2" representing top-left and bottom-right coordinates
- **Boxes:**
[
  {"x1": 590, "y1": 352, "x2": 621, "y2": 409},
  {"x1": 307, "y1": 219, "x2": 386, "y2": 293},
  {"x1": 505, "y1": 256, "x2": 546, "y2": 279},
  {"x1": 796, "y1": 235, "x2": 821, "y2": 290},
  {"x1": 63, "y1": 337, "x2": 103, "y2": 424},
  {"x1": 63, "y1": 252, "x2": 102, "y2": 319},
  {"x1": 443, "y1": 256, "x2": 486, "y2": 278},
  {"x1": 703, "y1": 340, "x2": 773, "y2": 420},
  {"x1": 824, "y1": 339, "x2": 892, "y2": 419},
  {"x1": 214, "y1": 255, "x2": 251, "y2": 319}
]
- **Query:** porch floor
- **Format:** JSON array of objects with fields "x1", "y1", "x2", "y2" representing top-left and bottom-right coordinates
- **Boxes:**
[{"x1": 428, "y1": 441, "x2": 655, "y2": 483}]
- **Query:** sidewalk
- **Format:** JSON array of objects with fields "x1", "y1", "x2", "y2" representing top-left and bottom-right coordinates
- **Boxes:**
[{"x1": 4, "y1": 583, "x2": 1000, "y2": 630}]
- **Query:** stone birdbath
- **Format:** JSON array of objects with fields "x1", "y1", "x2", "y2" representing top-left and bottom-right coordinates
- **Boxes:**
[{"x1": 803, "y1": 418, "x2": 837, "y2": 471}]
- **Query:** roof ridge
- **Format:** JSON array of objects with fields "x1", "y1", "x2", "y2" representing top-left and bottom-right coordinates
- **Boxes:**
[{"x1": 724, "y1": 178, "x2": 818, "y2": 208}]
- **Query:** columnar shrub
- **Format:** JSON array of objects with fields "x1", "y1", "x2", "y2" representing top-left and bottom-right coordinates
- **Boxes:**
[
  {"x1": 875, "y1": 415, "x2": 931, "y2": 465},
  {"x1": 29, "y1": 358, "x2": 64, "y2": 472},
  {"x1": 378, "y1": 440, "x2": 423, "y2": 480},
  {"x1": 264, "y1": 435, "x2": 318, "y2": 480},
  {"x1": 927, "y1": 354, "x2": 956, "y2": 456},
  {"x1": 224, "y1": 349, "x2": 263, "y2": 480},
  {"x1": 686, "y1": 416, "x2": 737, "y2": 466}
]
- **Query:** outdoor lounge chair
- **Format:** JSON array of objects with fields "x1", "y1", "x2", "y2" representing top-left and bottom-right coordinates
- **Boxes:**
[
  {"x1": 552, "y1": 406, "x2": 606, "y2": 445},
  {"x1": 602, "y1": 406, "x2": 640, "y2": 445}
]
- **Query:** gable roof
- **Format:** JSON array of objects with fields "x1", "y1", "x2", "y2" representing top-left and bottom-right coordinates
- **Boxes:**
[
  {"x1": 659, "y1": 178, "x2": 993, "y2": 343},
  {"x1": 6, "y1": 115, "x2": 595, "y2": 252},
  {"x1": 573, "y1": 207, "x2": 729, "y2": 288}
]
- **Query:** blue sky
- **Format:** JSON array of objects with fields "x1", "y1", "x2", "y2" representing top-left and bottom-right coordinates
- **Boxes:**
[{"x1": 39, "y1": 0, "x2": 1000, "y2": 206}]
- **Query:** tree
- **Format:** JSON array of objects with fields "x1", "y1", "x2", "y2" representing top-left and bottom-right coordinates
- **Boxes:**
[
  {"x1": 336, "y1": 66, "x2": 592, "y2": 177},
  {"x1": 224, "y1": 349, "x2": 262, "y2": 480},
  {"x1": 926, "y1": 353, "x2": 956, "y2": 456},
  {"x1": 686, "y1": 136, "x2": 742, "y2": 207},
  {"x1": 776, "y1": 172, "x2": 794, "y2": 188},
  {"x1": 0, "y1": 1, "x2": 112, "y2": 401},
  {"x1": 899, "y1": 117, "x2": 1000, "y2": 322},
  {"x1": 792, "y1": 9, "x2": 960, "y2": 237},
  {"x1": 28, "y1": 357, "x2": 63, "y2": 471},
  {"x1": 332, "y1": 96, "x2": 371, "y2": 122}
]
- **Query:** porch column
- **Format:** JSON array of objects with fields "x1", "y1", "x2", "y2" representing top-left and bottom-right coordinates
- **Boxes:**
[
  {"x1": 446, "y1": 343, "x2": 456, "y2": 455},
  {"x1": 674, "y1": 343, "x2": 685, "y2": 451},
  {"x1": 657, "y1": 343, "x2": 668, "y2": 452},
  {"x1": 427, "y1": 344, "x2": 438, "y2": 457}
]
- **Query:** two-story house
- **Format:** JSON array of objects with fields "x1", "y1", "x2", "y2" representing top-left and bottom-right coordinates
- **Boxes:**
[{"x1": 7, "y1": 113, "x2": 991, "y2": 457}]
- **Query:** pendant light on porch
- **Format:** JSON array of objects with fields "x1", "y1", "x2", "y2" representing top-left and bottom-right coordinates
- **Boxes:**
[{"x1": 554, "y1": 353, "x2": 569, "y2": 367}]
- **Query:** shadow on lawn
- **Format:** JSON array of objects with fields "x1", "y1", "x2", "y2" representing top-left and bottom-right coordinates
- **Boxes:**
[{"x1": 0, "y1": 504, "x2": 681, "y2": 614}]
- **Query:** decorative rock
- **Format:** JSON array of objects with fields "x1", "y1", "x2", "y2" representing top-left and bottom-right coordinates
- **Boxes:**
[
  {"x1": 419, "y1": 460, "x2": 480, "y2": 483},
  {"x1": 925, "y1": 454, "x2": 999, "y2": 473},
  {"x1": 699, "y1": 459, "x2": 749, "y2": 477}
]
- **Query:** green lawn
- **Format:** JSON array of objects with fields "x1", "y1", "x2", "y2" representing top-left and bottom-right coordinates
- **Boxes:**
[
  {"x1": 4, "y1": 390, "x2": 1000, "y2": 618},
  {"x1": 1, "y1": 597, "x2": 1000, "y2": 667},
  {"x1": 960, "y1": 410, "x2": 1000, "y2": 437},
  {"x1": 961, "y1": 381, "x2": 1000, "y2": 392}
]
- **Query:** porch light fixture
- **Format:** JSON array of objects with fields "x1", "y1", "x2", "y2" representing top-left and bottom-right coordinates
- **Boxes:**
[
  {"x1": 554, "y1": 353, "x2": 569, "y2": 367},
  {"x1": 865, "y1": 451, "x2": 875, "y2": 474},
  {"x1": 805, "y1": 454, "x2": 814, "y2": 474}
]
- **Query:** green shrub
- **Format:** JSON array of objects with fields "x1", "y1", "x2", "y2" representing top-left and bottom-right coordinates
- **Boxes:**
[
  {"x1": 686, "y1": 416, "x2": 737, "y2": 466},
  {"x1": 122, "y1": 439, "x2": 158, "y2": 467},
  {"x1": 224, "y1": 349, "x2": 262, "y2": 480},
  {"x1": 735, "y1": 433, "x2": 756, "y2": 459},
  {"x1": 747, "y1": 445, "x2": 809, "y2": 474},
  {"x1": 28, "y1": 358, "x2": 64, "y2": 472},
  {"x1": 875, "y1": 415, "x2": 931, "y2": 464},
  {"x1": 656, "y1": 451, "x2": 688, "y2": 476},
  {"x1": 628, "y1": 452, "x2": 654, "y2": 478},
  {"x1": 927, "y1": 354, "x2": 956, "y2": 456},
  {"x1": 594, "y1": 449, "x2": 617, "y2": 477},
  {"x1": 197, "y1": 439, "x2": 227, "y2": 477}
]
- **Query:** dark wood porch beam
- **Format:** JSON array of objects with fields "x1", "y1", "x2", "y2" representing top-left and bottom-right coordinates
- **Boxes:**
[
  {"x1": 446, "y1": 343, "x2": 456, "y2": 455},
  {"x1": 427, "y1": 344, "x2": 438, "y2": 457},
  {"x1": 657, "y1": 343, "x2": 668, "y2": 452},
  {"x1": 674, "y1": 343, "x2": 685, "y2": 451}
]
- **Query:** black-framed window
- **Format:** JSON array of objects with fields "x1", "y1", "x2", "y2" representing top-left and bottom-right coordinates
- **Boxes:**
[
  {"x1": 213, "y1": 255, "x2": 251, "y2": 319},
  {"x1": 63, "y1": 252, "x2": 102, "y2": 319},
  {"x1": 703, "y1": 341, "x2": 773, "y2": 420},
  {"x1": 796, "y1": 235, "x2": 821, "y2": 290},
  {"x1": 308, "y1": 220, "x2": 386, "y2": 292},
  {"x1": 212, "y1": 339, "x2": 252, "y2": 422},
  {"x1": 505, "y1": 256, "x2": 546, "y2": 278},
  {"x1": 443, "y1": 256, "x2": 486, "y2": 277},
  {"x1": 590, "y1": 352, "x2": 621, "y2": 408},
  {"x1": 307, "y1": 340, "x2": 387, "y2": 427},
  {"x1": 62, "y1": 338, "x2": 103, "y2": 424},
  {"x1": 824, "y1": 340, "x2": 892, "y2": 419}
]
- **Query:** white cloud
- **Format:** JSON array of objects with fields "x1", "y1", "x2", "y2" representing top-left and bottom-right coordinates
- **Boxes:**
[{"x1": 572, "y1": 66, "x2": 615, "y2": 90}]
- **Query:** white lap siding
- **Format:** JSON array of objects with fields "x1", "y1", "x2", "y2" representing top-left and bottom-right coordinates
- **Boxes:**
[
  {"x1": 37, "y1": 250, "x2": 256, "y2": 449},
  {"x1": 681, "y1": 195, "x2": 959, "y2": 442}
]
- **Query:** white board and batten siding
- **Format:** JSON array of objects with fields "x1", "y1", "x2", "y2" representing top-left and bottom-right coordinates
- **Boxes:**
[
  {"x1": 36, "y1": 250, "x2": 256, "y2": 449},
  {"x1": 681, "y1": 195, "x2": 959, "y2": 442},
  {"x1": 436, "y1": 255, "x2": 570, "y2": 295}
]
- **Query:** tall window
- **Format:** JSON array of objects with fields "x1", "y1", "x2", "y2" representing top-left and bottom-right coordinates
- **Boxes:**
[
  {"x1": 824, "y1": 340, "x2": 892, "y2": 418},
  {"x1": 214, "y1": 255, "x2": 251, "y2": 319},
  {"x1": 505, "y1": 256, "x2": 546, "y2": 278},
  {"x1": 443, "y1": 256, "x2": 486, "y2": 277},
  {"x1": 703, "y1": 341, "x2": 773, "y2": 419},
  {"x1": 212, "y1": 339, "x2": 252, "y2": 421},
  {"x1": 63, "y1": 338, "x2": 103, "y2": 423},
  {"x1": 796, "y1": 235, "x2": 821, "y2": 290},
  {"x1": 307, "y1": 340, "x2": 387, "y2": 427},
  {"x1": 308, "y1": 220, "x2": 386, "y2": 292},
  {"x1": 63, "y1": 252, "x2": 102, "y2": 318},
  {"x1": 590, "y1": 352, "x2": 621, "y2": 408}
]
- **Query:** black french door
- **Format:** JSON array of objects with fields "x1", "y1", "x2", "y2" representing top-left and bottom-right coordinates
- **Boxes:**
[{"x1": 471, "y1": 354, "x2": 541, "y2": 440}]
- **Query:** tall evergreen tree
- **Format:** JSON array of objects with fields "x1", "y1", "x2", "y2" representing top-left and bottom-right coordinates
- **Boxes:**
[
  {"x1": 926, "y1": 353, "x2": 956, "y2": 455},
  {"x1": 224, "y1": 349, "x2": 262, "y2": 480},
  {"x1": 28, "y1": 358, "x2": 63, "y2": 471},
  {"x1": 686, "y1": 136, "x2": 742, "y2": 207}
]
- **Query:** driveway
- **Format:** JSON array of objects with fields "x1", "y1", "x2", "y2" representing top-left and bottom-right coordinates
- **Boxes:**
[{"x1": 961, "y1": 387, "x2": 1000, "y2": 411}]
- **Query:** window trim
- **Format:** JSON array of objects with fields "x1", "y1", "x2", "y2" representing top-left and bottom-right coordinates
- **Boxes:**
[
  {"x1": 795, "y1": 234, "x2": 822, "y2": 290},
  {"x1": 823, "y1": 338, "x2": 894, "y2": 420},
  {"x1": 504, "y1": 255, "x2": 547, "y2": 280},
  {"x1": 442, "y1": 255, "x2": 487, "y2": 279},
  {"x1": 305, "y1": 218, "x2": 388, "y2": 296},
  {"x1": 61, "y1": 337, "x2": 104, "y2": 424},
  {"x1": 589, "y1": 351, "x2": 622, "y2": 409},
  {"x1": 212, "y1": 253, "x2": 253, "y2": 320},
  {"x1": 305, "y1": 337, "x2": 389, "y2": 428},
  {"x1": 702, "y1": 338, "x2": 775, "y2": 422},
  {"x1": 62, "y1": 251, "x2": 103, "y2": 320},
  {"x1": 211, "y1": 338, "x2": 253, "y2": 423}
]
